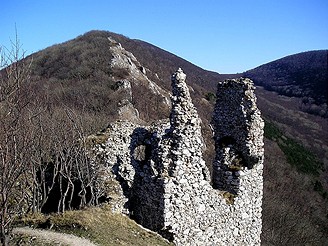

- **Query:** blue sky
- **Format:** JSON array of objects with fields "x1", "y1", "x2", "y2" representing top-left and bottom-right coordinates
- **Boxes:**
[{"x1": 1, "y1": 0, "x2": 327, "y2": 73}]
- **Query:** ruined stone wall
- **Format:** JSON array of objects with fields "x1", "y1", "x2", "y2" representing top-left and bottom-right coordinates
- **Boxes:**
[
  {"x1": 211, "y1": 78, "x2": 265, "y2": 194},
  {"x1": 90, "y1": 120, "x2": 170, "y2": 231},
  {"x1": 90, "y1": 69, "x2": 264, "y2": 245}
]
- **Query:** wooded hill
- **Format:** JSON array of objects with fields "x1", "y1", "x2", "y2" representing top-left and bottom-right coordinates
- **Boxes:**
[{"x1": 244, "y1": 50, "x2": 328, "y2": 117}]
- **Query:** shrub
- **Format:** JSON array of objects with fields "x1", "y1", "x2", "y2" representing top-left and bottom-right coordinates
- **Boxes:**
[{"x1": 205, "y1": 92, "x2": 216, "y2": 102}]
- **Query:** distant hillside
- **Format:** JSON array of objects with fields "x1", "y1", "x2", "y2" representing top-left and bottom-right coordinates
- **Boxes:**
[{"x1": 244, "y1": 50, "x2": 328, "y2": 117}]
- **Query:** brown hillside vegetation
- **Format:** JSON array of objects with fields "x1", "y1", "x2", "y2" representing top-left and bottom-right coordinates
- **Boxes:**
[
  {"x1": 263, "y1": 138, "x2": 327, "y2": 245},
  {"x1": 244, "y1": 50, "x2": 328, "y2": 117}
]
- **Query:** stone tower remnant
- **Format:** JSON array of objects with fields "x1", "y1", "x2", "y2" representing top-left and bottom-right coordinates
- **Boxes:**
[
  {"x1": 90, "y1": 69, "x2": 264, "y2": 245},
  {"x1": 212, "y1": 78, "x2": 265, "y2": 195}
]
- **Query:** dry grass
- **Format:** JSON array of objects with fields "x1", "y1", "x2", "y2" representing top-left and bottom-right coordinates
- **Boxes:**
[
  {"x1": 86, "y1": 132, "x2": 110, "y2": 147},
  {"x1": 15, "y1": 205, "x2": 172, "y2": 246}
]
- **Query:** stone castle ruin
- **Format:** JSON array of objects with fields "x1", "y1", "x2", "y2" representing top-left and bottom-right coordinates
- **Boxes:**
[{"x1": 90, "y1": 68, "x2": 264, "y2": 245}]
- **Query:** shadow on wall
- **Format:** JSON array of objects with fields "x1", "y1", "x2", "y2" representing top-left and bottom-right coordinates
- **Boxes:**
[
  {"x1": 212, "y1": 79, "x2": 260, "y2": 195},
  {"x1": 113, "y1": 127, "x2": 168, "y2": 234}
]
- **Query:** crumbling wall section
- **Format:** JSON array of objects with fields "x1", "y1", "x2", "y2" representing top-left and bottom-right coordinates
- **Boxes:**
[
  {"x1": 211, "y1": 78, "x2": 264, "y2": 194},
  {"x1": 89, "y1": 120, "x2": 169, "y2": 231},
  {"x1": 90, "y1": 70, "x2": 264, "y2": 246},
  {"x1": 156, "y1": 70, "x2": 264, "y2": 245}
]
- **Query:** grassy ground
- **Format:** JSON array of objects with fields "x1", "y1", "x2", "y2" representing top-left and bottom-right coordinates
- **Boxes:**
[{"x1": 14, "y1": 205, "x2": 172, "y2": 246}]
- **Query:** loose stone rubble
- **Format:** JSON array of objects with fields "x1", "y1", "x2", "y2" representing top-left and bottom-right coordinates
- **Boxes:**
[
  {"x1": 90, "y1": 68, "x2": 264, "y2": 245},
  {"x1": 108, "y1": 36, "x2": 170, "y2": 108}
]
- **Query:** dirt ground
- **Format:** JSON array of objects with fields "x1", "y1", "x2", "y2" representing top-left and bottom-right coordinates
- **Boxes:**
[{"x1": 13, "y1": 227, "x2": 97, "y2": 246}]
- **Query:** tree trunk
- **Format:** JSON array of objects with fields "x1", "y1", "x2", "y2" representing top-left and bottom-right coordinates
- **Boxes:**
[
  {"x1": 0, "y1": 204, "x2": 9, "y2": 246},
  {"x1": 0, "y1": 232, "x2": 9, "y2": 246}
]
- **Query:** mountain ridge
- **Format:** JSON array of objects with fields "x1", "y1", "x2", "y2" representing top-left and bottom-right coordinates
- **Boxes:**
[{"x1": 244, "y1": 49, "x2": 328, "y2": 117}]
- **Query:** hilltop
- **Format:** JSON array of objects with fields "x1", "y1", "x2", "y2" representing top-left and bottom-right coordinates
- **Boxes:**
[{"x1": 244, "y1": 50, "x2": 328, "y2": 117}]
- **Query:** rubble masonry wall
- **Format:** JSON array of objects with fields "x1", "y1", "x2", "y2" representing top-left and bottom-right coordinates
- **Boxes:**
[{"x1": 90, "y1": 69, "x2": 264, "y2": 245}]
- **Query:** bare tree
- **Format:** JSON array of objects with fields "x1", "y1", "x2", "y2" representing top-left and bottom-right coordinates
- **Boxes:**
[
  {"x1": 26, "y1": 106, "x2": 102, "y2": 214},
  {"x1": 0, "y1": 35, "x2": 32, "y2": 246},
  {"x1": 55, "y1": 108, "x2": 101, "y2": 211},
  {"x1": 0, "y1": 32, "x2": 110, "y2": 245}
]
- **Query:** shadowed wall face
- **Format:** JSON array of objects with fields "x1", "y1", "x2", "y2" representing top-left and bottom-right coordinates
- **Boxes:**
[{"x1": 211, "y1": 78, "x2": 264, "y2": 194}]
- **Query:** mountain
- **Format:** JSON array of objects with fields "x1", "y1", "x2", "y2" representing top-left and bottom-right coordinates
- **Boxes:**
[
  {"x1": 244, "y1": 50, "x2": 328, "y2": 117},
  {"x1": 3, "y1": 30, "x2": 328, "y2": 245},
  {"x1": 28, "y1": 30, "x2": 227, "y2": 119},
  {"x1": 27, "y1": 30, "x2": 235, "y2": 166}
]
